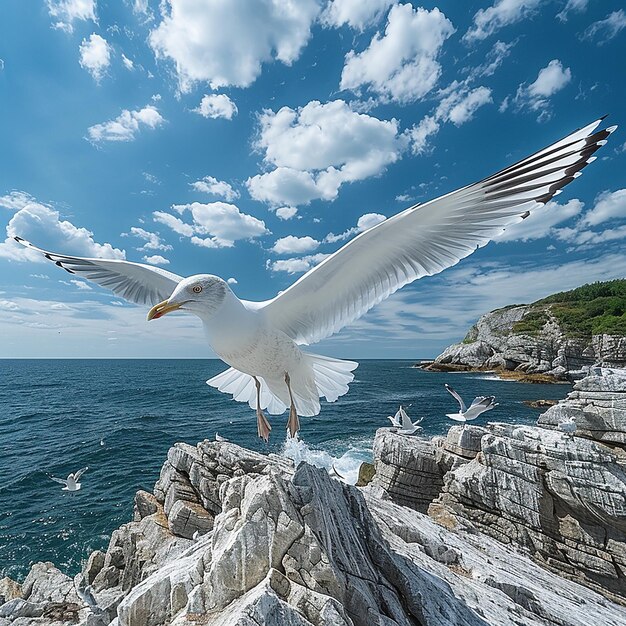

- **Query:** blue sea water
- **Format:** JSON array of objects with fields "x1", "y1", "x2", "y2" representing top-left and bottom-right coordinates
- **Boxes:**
[{"x1": 0, "y1": 359, "x2": 570, "y2": 580}]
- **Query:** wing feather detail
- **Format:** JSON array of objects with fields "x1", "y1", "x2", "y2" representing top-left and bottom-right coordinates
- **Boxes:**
[
  {"x1": 14, "y1": 238, "x2": 182, "y2": 306},
  {"x1": 260, "y1": 119, "x2": 615, "y2": 345}
]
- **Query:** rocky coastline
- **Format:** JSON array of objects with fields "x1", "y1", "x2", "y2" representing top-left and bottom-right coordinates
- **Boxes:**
[
  {"x1": 2, "y1": 369, "x2": 626, "y2": 626},
  {"x1": 418, "y1": 301, "x2": 626, "y2": 382}
]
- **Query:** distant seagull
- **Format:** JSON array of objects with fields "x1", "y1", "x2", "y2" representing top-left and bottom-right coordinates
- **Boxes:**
[
  {"x1": 192, "y1": 530, "x2": 200, "y2": 541},
  {"x1": 388, "y1": 405, "x2": 423, "y2": 435},
  {"x1": 445, "y1": 384, "x2": 498, "y2": 425},
  {"x1": 215, "y1": 432, "x2": 228, "y2": 442},
  {"x1": 50, "y1": 467, "x2": 88, "y2": 492},
  {"x1": 99, "y1": 438, "x2": 105, "y2": 447},
  {"x1": 558, "y1": 416, "x2": 577, "y2": 437},
  {"x1": 14, "y1": 118, "x2": 615, "y2": 442}
]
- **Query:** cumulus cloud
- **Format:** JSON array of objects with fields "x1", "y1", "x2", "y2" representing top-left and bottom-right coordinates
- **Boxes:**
[
  {"x1": 274, "y1": 206, "x2": 298, "y2": 220},
  {"x1": 79, "y1": 33, "x2": 111, "y2": 82},
  {"x1": 467, "y1": 40, "x2": 515, "y2": 79},
  {"x1": 321, "y1": 0, "x2": 394, "y2": 30},
  {"x1": 46, "y1": 0, "x2": 96, "y2": 32},
  {"x1": 247, "y1": 100, "x2": 407, "y2": 206},
  {"x1": 340, "y1": 5, "x2": 455, "y2": 104},
  {"x1": 86, "y1": 105, "x2": 165, "y2": 143},
  {"x1": 514, "y1": 59, "x2": 571, "y2": 119},
  {"x1": 0, "y1": 191, "x2": 38, "y2": 211},
  {"x1": 149, "y1": 0, "x2": 320, "y2": 92},
  {"x1": 324, "y1": 213, "x2": 386, "y2": 243},
  {"x1": 272, "y1": 235, "x2": 319, "y2": 255},
  {"x1": 143, "y1": 254, "x2": 170, "y2": 265},
  {"x1": 156, "y1": 202, "x2": 268, "y2": 248},
  {"x1": 0, "y1": 199, "x2": 124, "y2": 262},
  {"x1": 190, "y1": 176, "x2": 239, "y2": 201},
  {"x1": 227, "y1": 277, "x2": 238, "y2": 285},
  {"x1": 267, "y1": 253, "x2": 329, "y2": 274},
  {"x1": 464, "y1": 0, "x2": 541, "y2": 43},
  {"x1": 582, "y1": 10, "x2": 626, "y2": 44},
  {"x1": 125, "y1": 226, "x2": 172, "y2": 252},
  {"x1": 193, "y1": 94, "x2": 238, "y2": 120},
  {"x1": 581, "y1": 189, "x2": 626, "y2": 226}
]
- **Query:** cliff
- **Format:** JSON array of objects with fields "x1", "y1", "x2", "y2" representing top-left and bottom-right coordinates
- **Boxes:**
[
  {"x1": 424, "y1": 280, "x2": 626, "y2": 380},
  {"x1": 2, "y1": 368, "x2": 626, "y2": 626}
]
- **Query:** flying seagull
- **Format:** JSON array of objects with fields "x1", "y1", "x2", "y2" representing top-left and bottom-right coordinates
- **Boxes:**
[
  {"x1": 15, "y1": 118, "x2": 615, "y2": 442},
  {"x1": 387, "y1": 405, "x2": 423, "y2": 434},
  {"x1": 445, "y1": 384, "x2": 498, "y2": 425},
  {"x1": 49, "y1": 467, "x2": 89, "y2": 492}
]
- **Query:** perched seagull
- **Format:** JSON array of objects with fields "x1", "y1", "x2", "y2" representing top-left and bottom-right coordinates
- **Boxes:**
[
  {"x1": 15, "y1": 118, "x2": 615, "y2": 442},
  {"x1": 558, "y1": 416, "x2": 577, "y2": 436},
  {"x1": 215, "y1": 432, "x2": 228, "y2": 442},
  {"x1": 445, "y1": 384, "x2": 498, "y2": 425},
  {"x1": 396, "y1": 405, "x2": 424, "y2": 435},
  {"x1": 50, "y1": 467, "x2": 89, "y2": 492}
]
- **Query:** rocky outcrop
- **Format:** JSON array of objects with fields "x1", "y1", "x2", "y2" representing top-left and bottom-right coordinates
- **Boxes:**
[
  {"x1": 426, "y1": 303, "x2": 626, "y2": 380},
  {"x1": 2, "y1": 370, "x2": 626, "y2": 625}
]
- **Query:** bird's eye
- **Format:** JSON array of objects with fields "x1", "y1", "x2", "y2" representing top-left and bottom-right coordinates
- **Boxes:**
[{"x1": 192, "y1": 285, "x2": 202, "y2": 293}]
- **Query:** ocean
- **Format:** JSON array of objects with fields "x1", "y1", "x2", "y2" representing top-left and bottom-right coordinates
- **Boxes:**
[{"x1": 0, "y1": 359, "x2": 570, "y2": 580}]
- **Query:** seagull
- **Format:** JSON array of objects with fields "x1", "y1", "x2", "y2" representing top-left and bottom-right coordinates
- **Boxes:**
[
  {"x1": 215, "y1": 432, "x2": 228, "y2": 442},
  {"x1": 387, "y1": 405, "x2": 423, "y2": 434},
  {"x1": 558, "y1": 416, "x2": 577, "y2": 437},
  {"x1": 445, "y1": 384, "x2": 498, "y2": 425},
  {"x1": 50, "y1": 467, "x2": 88, "y2": 492},
  {"x1": 14, "y1": 118, "x2": 615, "y2": 442}
]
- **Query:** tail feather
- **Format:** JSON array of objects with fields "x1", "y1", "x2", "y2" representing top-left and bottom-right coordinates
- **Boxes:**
[{"x1": 207, "y1": 354, "x2": 358, "y2": 416}]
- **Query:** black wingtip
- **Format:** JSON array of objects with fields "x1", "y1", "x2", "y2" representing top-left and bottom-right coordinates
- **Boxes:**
[{"x1": 14, "y1": 235, "x2": 24, "y2": 243}]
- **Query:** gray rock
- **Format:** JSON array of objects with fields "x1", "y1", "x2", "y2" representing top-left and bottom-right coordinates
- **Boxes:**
[
  {"x1": 134, "y1": 490, "x2": 158, "y2": 521},
  {"x1": 0, "y1": 577, "x2": 21, "y2": 605},
  {"x1": 167, "y1": 499, "x2": 214, "y2": 539},
  {"x1": 0, "y1": 598, "x2": 44, "y2": 618},
  {"x1": 20, "y1": 561, "x2": 79, "y2": 605}
]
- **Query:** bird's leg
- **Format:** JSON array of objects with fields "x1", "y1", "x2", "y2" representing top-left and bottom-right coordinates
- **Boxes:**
[
  {"x1": 284, "y1": 372, "x2": 300, "y2": 438},
  {"x1": 253, "y1": 376, "x2": 272, "y2": 442}
]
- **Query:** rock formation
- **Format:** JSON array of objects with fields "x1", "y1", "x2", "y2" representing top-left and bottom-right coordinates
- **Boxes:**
[{"x1": 2, "y1": 370, "x2": 626, "y2": 625}]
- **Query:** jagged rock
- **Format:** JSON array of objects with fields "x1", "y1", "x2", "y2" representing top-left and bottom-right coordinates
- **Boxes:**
[
  {"x1": 133, "y1": 490, "x2": 158, "y2": 521},
  {"x1": 369, "y1": 429, "x2": 444, "y2": 512},
  {"x1": 355, "y1": 462, "x2": 375, "y2": 486},
  {"x1": 167, "y1": 499, "x2": 214, "y2": 539},
  {"x1": 0, "y1": 598, "x2": 44, "y2": 619},
  {"x1": 20, "y1": 562, "x2": 79, "y2": 605},
  {"x1": 0, "y1": 577, "x2": 21, "y2": 605},
  {"x1": 84, "y1": 551, "x2": 106, "y2": 585}
]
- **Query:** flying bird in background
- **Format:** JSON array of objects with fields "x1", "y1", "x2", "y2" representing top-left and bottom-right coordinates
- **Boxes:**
[
  {"x1": 15, "y1": 118, "x2": 615, "y2": 441},
  {"x1": 445, "y1": 384, "x2": 498, "y2": 425},
  {"x1": 49, "y1": 467, "x2": 89, "y2": 492}
]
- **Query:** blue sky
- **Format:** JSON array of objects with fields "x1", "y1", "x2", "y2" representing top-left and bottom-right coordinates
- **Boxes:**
[{"x1": 1, "y1": 0, "x2": 625, "y2": 359}]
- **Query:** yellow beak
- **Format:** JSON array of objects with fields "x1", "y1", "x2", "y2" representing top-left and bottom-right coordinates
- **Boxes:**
[{"x1": 147, "y1": 299, "x2": 182, "y2": 321}]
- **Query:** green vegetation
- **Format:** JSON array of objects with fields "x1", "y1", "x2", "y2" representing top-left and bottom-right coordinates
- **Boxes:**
[{"x1": 515, "y1": 280, "x2": 626, "y2": 338}]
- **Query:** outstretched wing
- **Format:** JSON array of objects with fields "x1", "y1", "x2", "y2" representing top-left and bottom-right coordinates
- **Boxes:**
[
  {"x1": 260, "y1": 119, "x2": 615, "y2": 346},
  {"x1": 73, "y1": 467, "x2": 89, "y2": 481},
  {"x1": 14, "y1": 237, "x2": 182, "y2": 306},
  {"x1": 445, "y1": 384, "x2": 467, "y2": 413},
  {"x1": 49, "y1": 476, "x2": 68, "y2": 486},
  {"x1": 465, "y1": 397, "x2": 498, "y2": 420}
]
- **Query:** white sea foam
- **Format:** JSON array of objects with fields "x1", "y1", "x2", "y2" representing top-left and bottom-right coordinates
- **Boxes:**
[{"x1": 281, "y1": 436, "x2": 372, "y2": 485}]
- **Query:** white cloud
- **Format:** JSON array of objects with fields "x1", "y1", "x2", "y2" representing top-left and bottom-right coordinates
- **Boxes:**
[
  {"x1": 583, "y1": 10, "x2": 626, "y2": 44},
  {"x1": 193, "y1": 94, "x2": 238, "y2": 120},
  {"x1": 125, "y1": 226, "x2": 172, "y2": 251},
  {"x1": 149, "y1": 0, "x2": 320, "y2": 91},
  {"x1": 321, "y1": 0, "x2": 394, "y2": 30},
  {"x1": 122, "y1": 54, "x2": 135, "y2": 70},
  {"x1": 557, "y1": 0, "x2": 589, "y2": 22},
  {"x1": 0, "y1": 191, "x2": 37, "y2": 211},
  {"x1": 408, "y1": 115, "x2": 440, "y2": 155},
  {"x1": 227, "y1": 277, "x2": 238, "y2": 285},
  {"x1": 247, "y1": 100, "x2": 407, "y2": 206},
  {"x1": 46, "y1": 0, "x2": 96, "y2": 33},
  {"x1": 468, "y1": 40, "x2": 515, "y2": 79},
  {"x1": 582, "y1": 189, "x2": 626, "y2": 226},
  {"x1": 143, "y1": 254, "x2": 170, "y2": 265},
  {"x1": 156, "y1": 202, "x2": 268, "y2": 248},
  {"x1": 274, "y1": 206, "x2": 298, "y2": 220},
  {"x1": 496, "y1": 199, "x2": 584, "y2": 242},
  {"x1": 340, "y1": 4, "x2": 455, "y2": 104},
  {"x1": 153, "y1": 212, "x2": 195, "y2": 237},
  {"x1": 268, "y1": 253, "x2": 329, "y2": 274},
  {"x1": 86, "y1": 105, "x2": 165, "y2": 143},
  {"x1": 70, "y1": 279, "x2": 92, "y2": 290},
  {"x1": 79, "y1": 34, "x2": 111, "y2": 82},
  {"x1": 0, "y1": 200, "x2": 125, "y2": 263},
  {"x1": 324, "y1": 213, "x2": 386, "y2": 243},
  {"x1": 464, "y1": 0, "x2": 541, "y2": 43},
  {"x1": 190, "y1": 176, "x2": 239, "y2": 201},
  {"x1": 558, "y1": 224, "x2": 626, "y2": 247},
  {"x1": 514, "y1": 59, "x2": 571, "y2": 117},
  {"x1": 272, "y1": 235, "x2": 319, "y2": 255}
]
